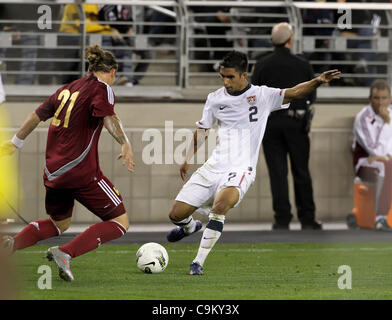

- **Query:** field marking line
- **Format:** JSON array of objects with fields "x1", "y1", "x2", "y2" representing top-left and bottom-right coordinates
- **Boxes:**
[{"x1": 19, "y1": 247, "x2": 392, "y2": 255}]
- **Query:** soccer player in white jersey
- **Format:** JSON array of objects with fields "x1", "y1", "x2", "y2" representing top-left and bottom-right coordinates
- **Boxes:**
[{"x1": 166, "y1": 51, "x2": 340, "y2": 275}]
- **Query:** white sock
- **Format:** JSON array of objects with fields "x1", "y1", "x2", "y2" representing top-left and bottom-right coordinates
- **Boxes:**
[
  {"x1": 184, "y1": 218, "x2": 196, "y2": 234},
  {"x1": 193, "y1": 213, "x2": 225, "y2": 266},
  {"x1": 171, "y1": 216, "x2": 196, "y2": 234}
]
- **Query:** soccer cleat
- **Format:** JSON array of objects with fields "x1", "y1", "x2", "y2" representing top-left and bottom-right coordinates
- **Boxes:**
[
  {"x1": 1, "y1": 236, "x2": 14, "y2": 255},
  {"x1": 189, "y1": 262, "x2": 203, "y2": 275},
  {"x1": 46, "y1": 246, "x2": 74, "y2": 282},
  {"x1": 167, "y1": 220, "x2": 202, "y2": 242},
  {"x1": 374, "y1": 216, "x2": 392, "y2": 232}
]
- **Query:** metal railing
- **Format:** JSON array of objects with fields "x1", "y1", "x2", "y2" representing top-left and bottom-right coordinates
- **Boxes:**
[
  {"x1": 0, "y1": 0, "x2": 183, "y2": 88},
  {"x1": 1, "y1": 0, "x2": 392, "y2": 99}
]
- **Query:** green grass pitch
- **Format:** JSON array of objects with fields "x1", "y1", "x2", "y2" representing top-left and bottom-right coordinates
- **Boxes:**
[{"x1": 10, "y1": 242, "x2": 392, "y2": 300}]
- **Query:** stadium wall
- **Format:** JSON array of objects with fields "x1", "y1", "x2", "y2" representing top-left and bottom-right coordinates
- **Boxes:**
[{"x1": 1, "y1": 102, "x2": 364, "y2": 224}]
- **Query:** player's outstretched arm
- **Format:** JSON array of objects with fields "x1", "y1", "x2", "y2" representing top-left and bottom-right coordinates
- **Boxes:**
[
  {"x1": 103, "y1": 114, "x2": 135, "y2": 173},
  {"x1": 0, "y1": 111, "x2": 41, "y2": 157},
  {"x1": 180, "y1": 128, "x2": 208, "y2": 181},
  {"x1": 283, "y1": 69, "x2": 341, "y2": 104}
]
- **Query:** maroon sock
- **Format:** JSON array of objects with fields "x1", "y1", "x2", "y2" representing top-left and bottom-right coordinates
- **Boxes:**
[
  {"x1": 59, "y1": 221, "x2": 127, "y2": 258},
  {"x1": 13, "y1": 219, "x2": 60, "y2": 251}
]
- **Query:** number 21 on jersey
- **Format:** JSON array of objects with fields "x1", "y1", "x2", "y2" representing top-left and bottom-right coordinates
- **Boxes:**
[{"x1": 51, "y1": 89, "x2": 79, "y2": 128}]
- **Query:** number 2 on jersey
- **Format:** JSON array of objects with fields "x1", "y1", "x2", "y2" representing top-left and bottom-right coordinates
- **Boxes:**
[
  {"x1": 249, "y1": 106, "x2": 258, "y2": 122},
  {"x1": 51, "y1": 89, "x2": 79, "y2": 128}
]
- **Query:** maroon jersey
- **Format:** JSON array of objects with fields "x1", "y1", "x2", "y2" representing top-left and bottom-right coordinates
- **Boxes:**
[{"x1": 35, "y1": 73, "x2": 115, "y2": 188}]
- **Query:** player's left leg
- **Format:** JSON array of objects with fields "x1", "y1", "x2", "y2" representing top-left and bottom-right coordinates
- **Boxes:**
[
  {"x1": 3, "y1": 187, "x2": 74, "y2": 253},
  {"x1": 190, "y1": 186, "x2": 239, "y2": 275}
]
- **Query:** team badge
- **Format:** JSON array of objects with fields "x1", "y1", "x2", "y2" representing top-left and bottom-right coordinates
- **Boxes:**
[{"x1": 247, "y1": 95, "x2": 256, "y2": 105}]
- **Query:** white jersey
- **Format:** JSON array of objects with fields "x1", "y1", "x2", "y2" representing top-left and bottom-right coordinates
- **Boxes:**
[
  {"x1": 353, "y1": 104, "x2": 392, "y2": 157},
  {"x1": 195, "y1": 84, "x2": 289, "y2": 175}
]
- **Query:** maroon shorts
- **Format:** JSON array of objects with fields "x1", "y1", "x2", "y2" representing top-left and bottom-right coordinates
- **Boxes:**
[{"x1": 45, "y1": 175, "x2": 126, "y2": 222}]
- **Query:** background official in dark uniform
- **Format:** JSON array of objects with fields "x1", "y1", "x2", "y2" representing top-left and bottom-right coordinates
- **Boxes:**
[{"x1": 251, "y1": 22, "x2": 322, "y2": 230}]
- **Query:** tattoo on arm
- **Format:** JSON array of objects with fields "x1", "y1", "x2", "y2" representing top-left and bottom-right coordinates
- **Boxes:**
[{"x1": 103, "y1": 115, "x2": 130, "y2": 145}]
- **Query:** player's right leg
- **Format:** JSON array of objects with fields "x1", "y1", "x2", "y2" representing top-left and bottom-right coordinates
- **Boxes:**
[
  {"x1": 167, "y1": 201, "x2": 202, "y2": 242},
  {"x1": 46, "y1": 176, "x2": 129, "y2": 281},
  {"x1": 167, "y1": 167, "x2": 214, "y2": 242},
  {"x1": 190, "y1": 186, "x2": 239, "y2": 275}
]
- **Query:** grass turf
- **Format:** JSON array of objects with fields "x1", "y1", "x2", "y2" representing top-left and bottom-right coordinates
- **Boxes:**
[{"x1": 9, "y1": 242, "x2": 392, "y2": 300}]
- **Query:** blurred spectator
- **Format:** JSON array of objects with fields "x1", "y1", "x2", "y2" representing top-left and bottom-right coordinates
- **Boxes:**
[
  {"x1": 99, "y1": 4, "x2": 134, "y2": 87},
  {"x1": 302, "y1": 0, "x2": 335, "y2": 74},
  {"x1": 0, "y1": 3, "x2": 40, "y2": 84},
  {"x1": 189, "y1": 6, "x2": 233, "y2": 71},
  {"x1": 334, "y1": 0, "x2": 378, "y2": 86},
  {"x1": 147, "y1": 7, "x2": 177, "y2": 47},
  {"x1": 230, "y1": 4, "x2": 286, "y2": 61},
  {"x1": 99, "y1": 5, "x2": 153, "y2": 87},
  {"x1": 58, "y1": 0, "x2": 117, "y2": 84}
]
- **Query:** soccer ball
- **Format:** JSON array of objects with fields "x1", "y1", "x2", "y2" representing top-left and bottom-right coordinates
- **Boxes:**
[{"x1": 136, "y1": 242, "x2": 169, "y2": 274}]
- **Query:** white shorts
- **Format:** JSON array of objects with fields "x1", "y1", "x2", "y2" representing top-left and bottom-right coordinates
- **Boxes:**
[{"x1": 175, "y1": 165, "x2": 255, "y2": 215}]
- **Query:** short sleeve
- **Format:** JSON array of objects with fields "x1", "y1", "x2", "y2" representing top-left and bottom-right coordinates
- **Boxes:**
[
  {"x1": 261, "y1": 86, "x2": 289, "y2": 112},
  {"x1": 35, "y1": 91, "x2": 58, "y2": 121},
  {"x1": 91, "y1": 84, "x2": 115, "y2": 118},
  {"x1": 195, "y1": 95, "x2": 216, "y2": 129}
]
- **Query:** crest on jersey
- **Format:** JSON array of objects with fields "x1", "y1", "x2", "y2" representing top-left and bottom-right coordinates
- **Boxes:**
[{"x1": 247, "y1": 96, "x2": 256, "y2": 105}]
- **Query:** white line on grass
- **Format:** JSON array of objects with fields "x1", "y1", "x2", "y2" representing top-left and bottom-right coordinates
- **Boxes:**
[{"x1": 19, "y1": 247, "x2": 392, "y2": 255}]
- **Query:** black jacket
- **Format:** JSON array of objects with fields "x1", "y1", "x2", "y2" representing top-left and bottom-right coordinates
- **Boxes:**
[
  {"x1": 251, "y1": 47, "x2": 316, "y2": 111},
  {"x1": 99, "y1": 5, "x2": 133, "y2": 34}
]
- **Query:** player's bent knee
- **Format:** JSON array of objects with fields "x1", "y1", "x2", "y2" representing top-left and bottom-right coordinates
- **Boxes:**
[
  {"x1": 168, "y1": 203, "x2": 184, "y2": 221},
  {"x1": 112, "y1": 213, "x2": 130, "y2": 231},
  {"x1": 169, "y1": 209, "x2": 181, "y2": 222},
  {"x1": 169, "y1": 202, "x2": 195, "y2": 222},
  {"x1": 51, "y1": 217, "x2": 71, "y2": 234}
]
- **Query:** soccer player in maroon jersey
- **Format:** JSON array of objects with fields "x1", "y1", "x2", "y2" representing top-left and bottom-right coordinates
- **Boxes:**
[{"x1": 0, "y1": 44, "x2": 135, "y2": 282}]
